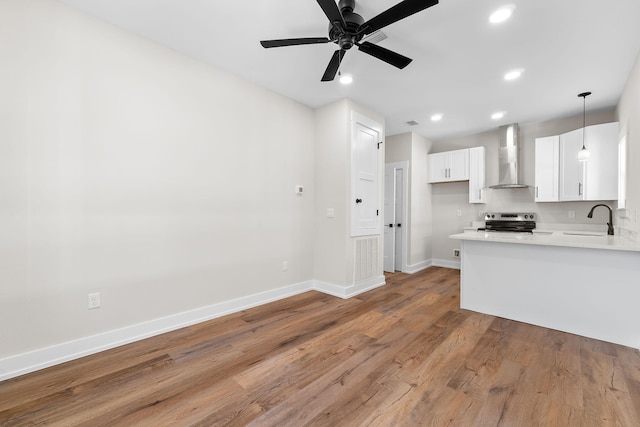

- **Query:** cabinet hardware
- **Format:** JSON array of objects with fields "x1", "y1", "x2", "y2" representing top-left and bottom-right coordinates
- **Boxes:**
[
  {"x1": 355, "y1": 198, "x2": 362, "y2": 204},
  {"x1": 397, "y1": 223, "x2": 402, "y2": 227},
  {"x1": 536, "y1": 186, "x2": 539, "y2": 198},
  {"x1": 388, "y1": 224, "x2": 394, "y2": 228},
  {"x1": 578, "y1": 183, "x2": 582, "y2": 196}
]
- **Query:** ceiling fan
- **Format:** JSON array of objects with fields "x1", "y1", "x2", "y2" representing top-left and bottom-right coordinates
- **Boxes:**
[{"x1": 260, "y1": 0, "x2": 439, "y2": 81}]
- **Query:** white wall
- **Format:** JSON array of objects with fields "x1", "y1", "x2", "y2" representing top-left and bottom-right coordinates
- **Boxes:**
[
  {"x1": 313, "y1": 99, "x2": 385, "y2": 287},
  {"x1": 616, "y1": 51, "x2": 640, "y2": 241},
  {"x1": 0, "y1": 0, "x2": 316, "y2": 360},
  {"x1": 313, "y1": 100, "x2": 350, "y2": 285},
  {"x1": 386, "y1": 132, "x2": 433, "y2": 269},
  {"x1": 409, "y1": 133, "x2": 433, "y2": 266}
]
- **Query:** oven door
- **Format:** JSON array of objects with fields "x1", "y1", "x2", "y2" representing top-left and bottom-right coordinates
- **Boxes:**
[{"x1": 485, "y1": 220, "x2": 536, "y2": 232}]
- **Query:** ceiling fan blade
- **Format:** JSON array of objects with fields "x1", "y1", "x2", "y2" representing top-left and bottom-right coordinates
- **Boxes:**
[
  {"x1": 321, "y1": 49, "x2": 346, "y2": 81},
  {"x1": 316, "y1": 0, "x2": 346, "y2": 27},
  {"x1": 361, "y1": 0, "x2": 438, "y2": 34},
  {"x1": 260, "y1": 37, "x2": 331, "y2": 48},
  {"x1": 358, "y1": 41, "x2": 412, "y2": 69}
]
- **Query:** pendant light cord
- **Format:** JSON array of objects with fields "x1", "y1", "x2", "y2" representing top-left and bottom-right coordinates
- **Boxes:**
[
  {"x1": 578, "y1": 91, "x2": 591, "y2": 149},
  {"x1": 582, "y1": 95, "x2": 586, "y2": 149}
]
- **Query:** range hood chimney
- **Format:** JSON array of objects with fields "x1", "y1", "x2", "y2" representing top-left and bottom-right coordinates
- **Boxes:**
[{"x1": 490, "y1": 123, "x2": 529, "y2": 189}]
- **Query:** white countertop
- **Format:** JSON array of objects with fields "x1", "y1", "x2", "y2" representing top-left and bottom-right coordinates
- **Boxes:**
[{"x1": 450, "y1": 229, "x2": 640, "y2": 252}]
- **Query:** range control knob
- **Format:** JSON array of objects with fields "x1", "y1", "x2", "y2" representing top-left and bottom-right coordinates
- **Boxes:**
[{"x1": 524, "y1": 215, "x2": 529, "y2": 219}]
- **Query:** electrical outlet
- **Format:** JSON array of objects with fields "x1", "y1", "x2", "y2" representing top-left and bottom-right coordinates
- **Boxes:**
[
  {"x1": 88, "y1": 292, "x2": 101, "y2": 309},
  {"x1": 456, "y1": 209, "x2": 462, "y2": 217},
  {"x1": 282, "y1": 261, "x2": 288, "y2": 271},
  {"x1": 453, "y1": 249, "x2": 461, "y2": 258},
  {"x1": 568, "y1": 211, "x2": 576, "y2": 219}
]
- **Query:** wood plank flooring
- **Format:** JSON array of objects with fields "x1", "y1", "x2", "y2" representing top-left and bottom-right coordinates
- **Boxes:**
[{"x1": 2, "y1": 267, "x2": 640, "y2": 426}]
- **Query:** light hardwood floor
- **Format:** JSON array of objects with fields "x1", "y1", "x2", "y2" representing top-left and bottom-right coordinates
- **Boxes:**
[{"x1": 2, "y1": 267, "x2": 640, "y2": 426}]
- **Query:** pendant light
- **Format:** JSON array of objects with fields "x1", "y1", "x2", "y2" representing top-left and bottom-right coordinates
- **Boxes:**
[{"x1": 577, "y1": 91, "x2": 591, "y2": 162}]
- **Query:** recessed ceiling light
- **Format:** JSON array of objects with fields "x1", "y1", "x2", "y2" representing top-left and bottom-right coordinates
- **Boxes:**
[
  {"x1": 504, "y1": 69, "x2": 523, "y2": 80},
  {"x1": 491, "y1": 112, "x2": 505, "y2": 120},
  {"x1": 489, "y1": 5, "x2": 515, "y2": 24},
  {"x1": 431, "y1": 114, "x2": 443, "y2": 121}
]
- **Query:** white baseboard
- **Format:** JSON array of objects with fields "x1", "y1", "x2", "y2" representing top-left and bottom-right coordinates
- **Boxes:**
[
  {"x1": 0, "y1": 275, "x2": 391, "y2": 382},
  {"x1": 0, "y1": 280, "x2": 314, "y2": 382},
  {"x1": 313, "y1": 275, "x2": 386, "y2": 299},
  {"x1": 403, "y1": 259, "x2": 432, "y2": 274},
  {"x1": 432, "y1": 259, "x2": 461, "y2": 269}
]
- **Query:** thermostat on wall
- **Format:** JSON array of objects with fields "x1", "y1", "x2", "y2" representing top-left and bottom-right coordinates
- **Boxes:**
[{"x1": 295, "y1": 185, "x2": 304, "y2": 195}]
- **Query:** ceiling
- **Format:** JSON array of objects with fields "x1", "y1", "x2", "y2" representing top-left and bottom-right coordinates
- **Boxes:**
[{"x1": 57, "y1": 0, "x2": 640, "y2": 141}]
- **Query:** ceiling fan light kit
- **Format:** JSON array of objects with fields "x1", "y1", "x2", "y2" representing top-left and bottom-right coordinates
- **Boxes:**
[{"x1": 260, "y1": 0, "x2": 439, "y2": 81}]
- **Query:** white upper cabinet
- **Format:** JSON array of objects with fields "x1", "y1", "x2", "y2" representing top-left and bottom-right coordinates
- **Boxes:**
[
  {"x1": 427, "y1": 149, "x2": 469, "y2": 183},
  {"x1": 558, "y1": 122, "x2": 619, "y2": 201},
  {"x1": 428, "y1": 147, "x2": 485, "y2": 203},
  {"x1": 469, "y1": 146, "x2": 486, "y2": 203},
  {"x1": 583, "y1": 122, "x2": 619, "y2": 200},
  {"x1": 559, "y1": 128, "x2": 586, "y2": 200},
  {"x1": 535, "y1": 136, "x2": 560, "y2": 202}
]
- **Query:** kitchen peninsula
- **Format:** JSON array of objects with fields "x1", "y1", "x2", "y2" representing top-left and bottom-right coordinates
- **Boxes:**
[{"x1": 450, "y1": 230, "x2": 640, "y2": 349}]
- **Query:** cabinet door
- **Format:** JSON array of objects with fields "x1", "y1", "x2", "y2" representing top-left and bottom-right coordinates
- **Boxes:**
[
  {"x1": 469, "y1": 146, "x2": 485, "y2": 203},
  {"x1": 559, "y1": 128, "x2": 585, "y2": 201},
  {"x1": 427, "y1": 152, "x2": 448, "y2": 183},
  {"x1": 351, "y1": 113, "x2": 382, "y2": 236},
  {"x1": 449, "y1": 149, "x2": 470, "y2": 181},
  {"x1": 584, "y1": 122, "x2": 618, "y2": 200},
  {"x1": 535, "y1": 136, "x2": 559, "y2": 202}
]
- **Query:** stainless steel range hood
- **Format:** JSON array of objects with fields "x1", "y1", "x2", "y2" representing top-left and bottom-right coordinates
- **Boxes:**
[{"x1": 490, "y1": 123, "x2": 529, "y2": 189}]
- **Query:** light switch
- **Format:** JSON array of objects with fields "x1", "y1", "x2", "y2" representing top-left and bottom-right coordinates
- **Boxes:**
[{"x1": 326, "y1": 208, "x2": 335, "y2": 218}]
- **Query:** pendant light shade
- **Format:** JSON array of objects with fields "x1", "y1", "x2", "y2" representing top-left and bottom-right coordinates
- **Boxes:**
[
  {"x1": 577, "y1": 145, "x2": 591, "y2": 161},
  {"x1": 578, "y1": 91, "x2": 591, "y2": 162}
]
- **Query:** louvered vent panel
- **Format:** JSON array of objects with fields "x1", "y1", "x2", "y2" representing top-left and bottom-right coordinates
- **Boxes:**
[{"x1": 354, "y1": 236, "x2": 379, "y2": 283}]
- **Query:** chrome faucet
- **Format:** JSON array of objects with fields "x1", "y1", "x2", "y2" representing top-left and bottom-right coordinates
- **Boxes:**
[{"x1": 587, "y1": 204, "x2": 614, "y2": 235}]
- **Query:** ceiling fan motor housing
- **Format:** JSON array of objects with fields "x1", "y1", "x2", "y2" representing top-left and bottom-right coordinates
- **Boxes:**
[{"x1": 328, "y1": 0, "x2": 365, "y2": 50}]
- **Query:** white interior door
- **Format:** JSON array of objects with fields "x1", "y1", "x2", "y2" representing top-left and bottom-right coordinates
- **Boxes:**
[
  {"x1": 394, "y1": 168, "x2": 404, "y2": 271},
  {"x1": 383, "y1": 161, "x2": 408, "y2": 273},
  {"x1": 383, "y1": 165, "x2": 396, "y2": 272}
]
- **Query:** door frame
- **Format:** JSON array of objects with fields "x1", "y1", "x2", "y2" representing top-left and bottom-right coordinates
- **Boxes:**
[{"x1": 384, "y1": 161, "x2": 409, "y2": 273}]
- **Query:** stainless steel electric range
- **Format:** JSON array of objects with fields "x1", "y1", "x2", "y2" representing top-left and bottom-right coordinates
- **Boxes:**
[{"x1": 480, "y1": 212, "x2": 536, "y2": 233}]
